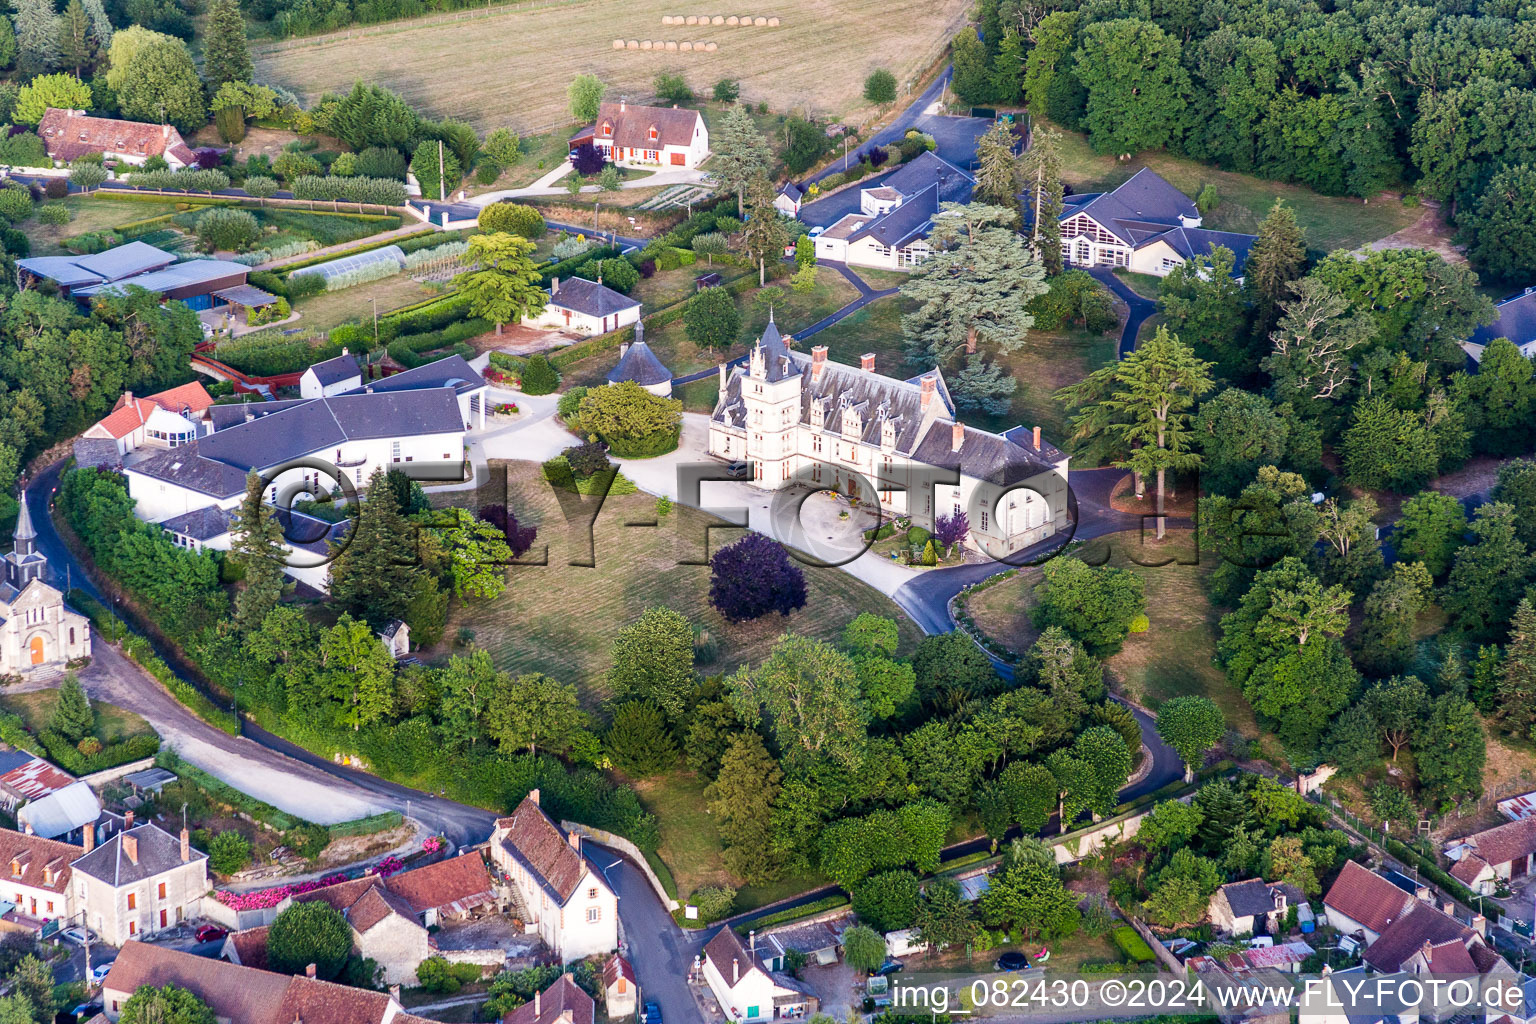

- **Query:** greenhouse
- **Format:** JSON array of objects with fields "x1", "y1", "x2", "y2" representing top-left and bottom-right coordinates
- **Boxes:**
[{"x1": 289, "y1": 245, "x2": 407, "y2": 290}]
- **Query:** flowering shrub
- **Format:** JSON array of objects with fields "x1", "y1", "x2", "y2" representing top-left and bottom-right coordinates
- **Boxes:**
[
  {"x1": 370, "y1": 856, "x2": 405, "y2": 878},
  {"x1": 422, "y1": 835, "x2": 447, "y2": 854},
  {"x1": 213, "y1": 872, "x2": 351, "y2": 910},
  {"x1": 492, "y1": 403, "x2": 518, "y2": 414}
]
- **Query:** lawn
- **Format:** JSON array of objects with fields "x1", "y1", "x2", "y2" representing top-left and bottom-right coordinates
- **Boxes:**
[
  {"x1": 808, "y1": 292, "x2": 1119, "y2": 440},
  {"x1": 253, "y1": 0, "x2": 967, "y2": 134},
  {"x1": 964, "y1": 529, "x2": 1261, "y2": 739},
  {"x1": 1048, "y1": 119, "x2": 1421, "y2": 253},
  {"x1": 24, "y1": 196, "x2": 187, "y2": 256},
  {"x1": 292, "y1": 275, "x2": 444, "y2": 331},
  {"x1": 438, "y1": 460, "x2": 924, "y2": 706},
  {"x1": 0, "y1": 689, "x2": 157, "y2": 745}
]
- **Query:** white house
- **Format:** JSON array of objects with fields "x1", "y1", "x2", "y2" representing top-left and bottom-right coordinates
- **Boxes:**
[
  {"x1": 605, "y1": 323, "x2": 672, "y2": 397},
  {"x1": 528, "y1": 277, "x2": 642, "y2": 337},
  {"x1": 700, "y1": 926, "x2": 817, "y2": 1021},
  {"x1": 1445, "y1": 816, "x2": 1536, "y2": 893},
  {"x1": 774, "y1": 182, "x2": 804, "y2": 217},
  {"x1": 38, "y1": 109, "x2": 196, "y2": 169},
  {"x1": 300, "y1": 350, "x2": 364, "y2": 399},
  {"x1": 573, "y1": 101, "x2": 709, "y2": 168},
  {"x1": 1320, "y1": 860, "x2": 1417, "y2": 945},
  {"x1": 1055, "y1": 168, "x2": 1256, "y2": 279},
  {"x1": 1463, "y1": 287, "x2": 1536, "y2": 365},
  {"x1": 812, "y1": 153, "x2": 975, "y2": 271},
  {"x1": 709, "y1": 319, "x2": 1071, "y2": 559},
  {"x1": 80, "y1": 382, "x2": 215, "y2": 456},
  {"x1": 489, "y1": 791, "x2": 617, "y2": 963}
]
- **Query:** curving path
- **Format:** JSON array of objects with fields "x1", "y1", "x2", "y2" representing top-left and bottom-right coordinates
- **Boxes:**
[{"x1": 1088, "y1": 267, "x2": 1158, "y2": 358}]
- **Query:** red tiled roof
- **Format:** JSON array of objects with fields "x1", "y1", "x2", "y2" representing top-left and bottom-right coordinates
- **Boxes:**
[
  {"x1": 1323, "y1": 860, "x2": 1416, "y2": 935},
  {"x1": 1450, "y1": 852, "x2": 1492, "y2": 884},
  {"x1": 592, "y1": 102, "x2": 701, "y2": 152},
  {"x1": 1461, "y1": 816, "x2": 1536, "y2": 869},
  {"x1": 291, "y1": 875, "x2": 379, "y2": 913},
  {"x1": 384, "y1": 851, "x2": 493, "y2": 915},
  {"x1": 499, "y1": 796, "x2": 588, "y2": 905},
  {"x1": 90, "y1": 383, "x2": 214, "y2": 440},
  {"x1": 226, "y1": 925, "x2": 270, "y2": 970},
  {"x1": 146, "y1": 381, "x2": 216, "y2": 416},
  {"x1": 703, "y1": 926, "x2": 768, "y2": 988},
  {"x1": 1362, "y1": 902, "x2": 1478, "y2": 973},
  {"x1": 0, "y1": 828, "x2": 80, "y2": 895},
  {"x1": 503, "y1": 973, "x2": 594, "y2": 1024},
  {"x1": 1423, "y1": 939, "x2": 1477, "y2": 974},
  {"x1": 38, "y1": 108, "x2": 194, "y2": 165},
  {"x1": 603, "y1": 954, "x2": 636, "y2": 990},
  {"x1": 346, "y1": 885, "x2": 415, "y2": 933}
]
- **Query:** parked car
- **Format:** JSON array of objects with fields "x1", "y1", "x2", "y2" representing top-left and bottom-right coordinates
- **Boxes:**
[
  {"x1": 724, "y1": 460, "x2": 750, "y2": 479},
  {"x1": 641, "y1": 1002, "x2": 662, "y2": 1024},
  {"x1": 994, "y1": 952, "x2": 1031, "y2": 972},
  {"x1": 874, "y1": 959, "x2": 904, "y2": 977},
  {"x1": 808, "y1": 225, "x2": 825, "y2": 238},
  {"x1": 90, "y1": 963, "x2": 113, "y2": 984},
  {"x1": 195, "y1": 925, "x2": 228, "y2": 943},
  {"x1": 61, "y1": 927, "x2": 94, "y2": 946}
]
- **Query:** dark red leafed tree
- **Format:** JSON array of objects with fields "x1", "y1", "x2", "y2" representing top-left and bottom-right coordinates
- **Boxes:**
[
  {"x1": 934, "y1": 511, "x2": 969, "y2": 548},
  {"x1": 709, "y1": 533, "x2": 807, "y2": 622},
  {"x1": 571, "y1": 142, "x2": 607, "y2": 176},
  {"x1": 478, "y1": 504, "x2": 538, "y2": 556}
]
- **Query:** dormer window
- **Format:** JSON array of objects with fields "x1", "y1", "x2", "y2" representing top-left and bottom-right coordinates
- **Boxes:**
[
  {"x1": 8, "y1": 860, "x2": 18, "y2": 878},
  {"x1": 600, "y1": 122, "x2": 612, "y2": 138},
  {"x1": 42, "y1": 867, "x2": 51, "y2": 885},
  {"x1": 648, "y1": 125, "x2": 659, "y2": 142}
]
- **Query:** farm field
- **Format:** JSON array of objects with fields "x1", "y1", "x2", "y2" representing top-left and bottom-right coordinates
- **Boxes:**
[
  {"x1": 1046, "y1": 119, "x2": 1421, "y2": 253},
  {"x1": 438, "y1": 460, "x2": 924, "y2": 705},
  {"x1": 252, "y1": 0, "x2": 966, "y2": 134}
]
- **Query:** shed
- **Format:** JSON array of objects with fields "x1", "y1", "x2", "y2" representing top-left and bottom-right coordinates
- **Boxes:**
[
  {"x1": 16, "y1": 781, "x2": 102, "y2": 840},
  {"x1": 122, "y1": 767, "x2": 178, "y2": 795}
]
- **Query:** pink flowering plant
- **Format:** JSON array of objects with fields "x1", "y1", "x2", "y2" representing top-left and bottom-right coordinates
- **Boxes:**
[{"x1": 213, "y1": 872, "x2": 351, "y2": 910}]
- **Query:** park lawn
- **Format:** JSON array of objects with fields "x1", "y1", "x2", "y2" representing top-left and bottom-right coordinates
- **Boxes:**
[
  {"x1": 25, "y1": 197, "x2": 187, "y2": 256},
  {"x1": 809, "y1": 293, "x2": 1118, "y2": 439},
  {"x1": 492, "y1": 132, "x2": 576, "y2": 190},
  {"x1": 0, "y1": 690, "x2": 157, "y2": 745},
  {"x1": 964, "y1": 530, "x2": 1261, "y2": 738},
  {"x1": 292, "y1": 276, "x2": 442, "y2": 331},
  {"x1": 1113, "y1": 270, "x2": 1164, "y2": 299},
  {"x1": 1046, "y1": 119, "x2": 1420, "y2": 253},
  {"x1": 632, "y1": 264, "x2": 749, "y2": 310},
  {"x1": 439, "y1": 460, "x2": 923, "y2": 706}
]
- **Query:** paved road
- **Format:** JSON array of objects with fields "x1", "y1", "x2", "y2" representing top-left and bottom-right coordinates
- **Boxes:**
[
  {"x1": 1088, "y1": 268, "x2": 1157, "y2": 358},
  {"x1": 590, "y1": 842, "x2": 708, "y2": 1024},
  {"x1": 804, "y1": 67, "x2": 980, "y2": 186}
]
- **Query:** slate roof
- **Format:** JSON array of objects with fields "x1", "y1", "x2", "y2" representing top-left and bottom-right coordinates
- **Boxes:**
[
  {"x1": 606, "y1": 340, "x2": 672, "y2": 386},
  {"x1": 306, "y1": 352, "x2": 363, "y2": 387},
  {"x1": 38, "y1": 109, "x2": 196, "y2": 166},
  {"x1": 1457, "y1": 816, "x2": 1536, "y2": 868},
  {"x1": 71, "y1": 823, "x2": 206, "y2": 887},
  {"x1": 880, "y1": 150, "x2": 975, "y2": 205},
  {"x1": 778, "y1": 181, "x2": 804, "y2": 203},
  {"x1": 909, "y1": 419, "x2": 1064, "y2": 487},
  {"x1": 72, "y1": 438, "x2": 122, "y2": 471},
  {"x1": 1362, "y1": 902, "x2": 1481, "y2": 973},
  {"x1": 846, "y1": 184, "x2": 940, "y2": 248},
  {"x1": 1155, "y1": 226, "x2": 1259, "y2": 276},
  {"x1": 0, "y1": 827, "x2": 81, "y2": 894},
  {"x1": 504, "y1": 973, "x2": 595, "y2": 1024},
  {"x1": 1323, "y1": 860, "x2": 1416, "y2": 935},
  {"x1": 1216, "y1": 878, "x2": 1278, "y2": 920},
  {"x1": 497, "y1": 796, "x2": 591, "y2": 906},
  {"x1": 1067, "y1": 167, "x2": 1199, "y2": 231},
  {"x1": 549, "y1": 276, "x2": 641, "y2": 318},
  {"x1": 592, "y1": 101, "x2": 702, "y2": 151},
  {"x1": 1467, "y1": 288, "x2": 1536, "y2": 353},
  {"x1": 158, "y1": 506, "x2": 232, "y2": 542},
  {"x1": 763, "y1": 919, "x2": 840, "y2": 954},
  {"x1": 207, "y1": 397, "x2": 312, "y2": 431},
  {"x1": 345, "y1": 354, "x2": 484, "y2": 397}
]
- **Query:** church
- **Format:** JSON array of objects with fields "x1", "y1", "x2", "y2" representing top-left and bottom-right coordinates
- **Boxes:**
[
  {"x1": 0, "y1": 496, "x2": 91, "y2": 674},
  {"x1": 707, "y1": 317, "x2": 1072, "y2": 558}
]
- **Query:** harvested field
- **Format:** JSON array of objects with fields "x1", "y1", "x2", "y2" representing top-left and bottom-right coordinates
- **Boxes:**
[{"x1": 252, "y1": 0, "x2": 966, "y2": 133}]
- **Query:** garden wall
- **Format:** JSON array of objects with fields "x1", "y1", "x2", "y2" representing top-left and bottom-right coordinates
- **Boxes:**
[
  {"x1": 561, "y1": 820, "x2": 679, "y2": 911},
  {"x1": 80, "y1": 756, "x2": 158, "y2": 789}
]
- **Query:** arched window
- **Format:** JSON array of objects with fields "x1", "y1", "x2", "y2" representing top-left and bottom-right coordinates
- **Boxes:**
[{"x1": 69, "y1": 628, "x2": 75, "y2": 645}]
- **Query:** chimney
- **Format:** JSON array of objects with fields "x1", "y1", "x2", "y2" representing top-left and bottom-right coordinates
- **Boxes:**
[
  {"x1": 951, "y1": 421, "x2": 964, "y2": 452},
  {"x1": 306, "y1": 963, "x2": 317, "y2": 979},
  {"x1": 732, "y1": 958, "x2": 739, "y2": 984},
  {"x1": 551, "y1": 277, "x2": 559, "y2": 295},
  {"x1": 619, "y1": 341, "x2": 630, "y2": 358},
  {"x1": 125, "y1": 810, "x2": 134, "y2": 829},
  {"x1": 860, "y1": 353, "x2": 875, "y2": 371},
  {"x1": 749, "y1": 930, "x2": 755, "y2": 954},
  {"x1": 1473, "y1": 914, "x2": 1487, "y2": 936},
  {"x1": 535, "y1": 989, "x2": 541, "y2": 1016},
  {"x1": 83, "y1": 825, "x2": 94, "y2": 854},
  {"x1": 1442, "y1": 901, "x2": 1455, "y2": 915},
  {"x1": 22, "y1": 823, "x2": 31, "y2": 836},
  {"x1": 811, "y1": 345, "x2": 827, "y2": 382},
  {"x1": 568, "y1": 830, "x2": 582, "y2": 853},
  {"x1": 620, "y1": 99, "x2": 626, "y2": 113},
  {"x1": 389, "y1": 985, "x2": 401, "y2": 1002},
  {"x1": 920, "y1": 374, "x2": 936, "y2": 412},
  {"x1": 123, "y1": 834, "x2": 138, "y2": 866},
  {"x1": 1033, "y1": 425, "x2": 1041, "y2": 450},
  {"x1": 124, "y1": 390, "x2": 133, "y2": 404},
  {"x1": 718, "y1": 362, "x2": 727, "y2": 388},
  {"x1": 180, "y1": 827, "x2": 190, "y2": 863},
  {"x1": 528, "y1": 788, "x2": 540, "y2": 806},
  {"x1": 341, "y1": 347, "x2": 348, "y2": 356}
]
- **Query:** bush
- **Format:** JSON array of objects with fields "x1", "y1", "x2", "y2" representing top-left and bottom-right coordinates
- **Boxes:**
[
  {"x1": 577, "y1": 381, "x2": 682, "y2": 458},
  {"x1": 416, "y1": 956, "x2": 483, "y2": 994},
  {"x1": 0, "y1": 186, "x2": 34, "y2": 223},
  {"x1": 355, "y1": 146, "x2": 408, "y2": 180},
  {"x1": 690, "y1": 885, "x2": 737, "y2": 922},
  {"x1": 521, "y1": 354, "x2": 560, "y2": 395},
  {"x1": 864, "y1": 69, "x2": 897, "y2": 104},
  {"x1": 475, "y1": 161, "x2": 502, "y2": 185},
  {"x1": 557, "y1": 386, "x2": 589, "y2": 419},
  {"x1": 709, "y1": 533, "x2": 807, "y2": 622},
  {"x1": 595, "y1": 257, "x2": 639, "y2": 294},
  {"x1": 268, "y1": 901, "x2": 352, "y2": 980},
  {"x1": 37, "y1": 204, "x2": 71, "y2": 225},
  {"x1": 208, "y1": 830, "x2": 252, "y2": 875},
  {"x1": 195, "y1": 207, "x2": 261, "y2": 252},
  {"x1": 478, "y1": 202, "x2": 546, "y2": 238},
  {"x1": 43, "y1": 177, "x2": 67, "y2": 199},
  {"x1": 1112, "y1": 925, "x2": 1156, "y2": 963},
  {"x1": 713, "y1": 79, "x2": 741, "y2": 102},
  {"x1": 654, "y1": 72, "x2": 693, "y2": 105}
]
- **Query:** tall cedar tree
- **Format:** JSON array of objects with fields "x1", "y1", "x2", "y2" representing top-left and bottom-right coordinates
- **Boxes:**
[
  {"x1": 704, "y1": 732, "x2": 782, "y2": 883},
  {"x1": 230, "y1": 471, "x2": 288, "y2": 632},
  {"x1": 740, "y1": 177, "x2": 788, "y2": 285},
  {"x1": 711, "y1": 105, "x2": 771, "y2": 216},
  {"x1": 456, "y1": 233, "x2": 545, "y2": 334},
  {"x1": 327, "y1": 468, "x2": 424, "y2": 627},
  {"x1": 1245, "y1": 200, "x2": 1308, "y2": 342},
  {"x1": 202, "y1": 0, "x2": 252, "y2": 88},
  {"x1": 1497, "y1": 598, "x2": 1536, "y2": 739},
  {"x1": 1020, "y1": 124, "x2": 1065, "y2": 275},
  {"x1": 56, "y1": 0, "x2": 91, "y2": 77},
  {"x1": 1058, "y1": 327, "x2": 1213, "y2": 538},
  {"x1": 972, "y1": 121, "x2": 1021, "y2": 216},
  {"x1": 14, "y1": 0, "x2": 61, "y2": 75}
]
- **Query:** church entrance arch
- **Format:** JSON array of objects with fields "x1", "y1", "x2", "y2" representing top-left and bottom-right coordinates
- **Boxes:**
[{"x1": 28, "y1": 636, "x2": 43, "y2": 665}]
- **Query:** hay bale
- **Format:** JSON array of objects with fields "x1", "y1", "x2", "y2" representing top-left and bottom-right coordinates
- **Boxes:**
[
  {"x1": 685, "y1": 14, "x2": 697, "y2": 23},
  {"x1": 665, "y1": 39, "x2": 678, "y2": 49},
  {"x1": 766, "y1": 15, "x2": 778, "y2": 25},
  {"x1": 626, "y1": 39, "x2": 640, "y2": 48},
  {"x1": 679, "y1": 40, "x2": 692, "y2": 49},
  {"x1": 661, "y1": 14, "x2": 673, "y2": 24},
  {"x1": 613, "y1": 38, "x2": 625, "y2": 47},
  {"x1": 753, "y1": 16, "x2": 766, "y2": 25},
  {"x1": 726, "y1": 15, "x2": 738, "y2": 24},
  {"x1": 739, "y1": 14, "x2": 752, "y2": 23},
  {"x1": 704, "y1": 40, "x2": 718, "y2": 50},
  {"x1": 711, "y1": 15, "x2": 723, "y2": 24},
  {"x1": 642, "y1": 38, "x2": 655, "y2": 48}
]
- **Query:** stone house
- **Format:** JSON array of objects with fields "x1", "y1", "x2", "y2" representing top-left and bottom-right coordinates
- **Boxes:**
[
  {"x1": 603, "y1": 955, "x2": 638, "y2": 1019},
  {"x1": 0, "y1": 827, "x2": 81, "y2": 931},
  {"x1": 700, "y1": 925, "x2": 817, "y2": 1021},
  {"x1": 1208, "y1": 879, "x2": 1304, "y2": 938},
  {"x1": 70, "y1": 821, "x2": 209, "y2": 945}
]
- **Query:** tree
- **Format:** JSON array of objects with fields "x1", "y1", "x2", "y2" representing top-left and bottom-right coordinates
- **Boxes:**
[
  {"x1": 1073, "y1": 725, "x2": 1133, "y2": 817},
  {"x1": 13, "y1": 72, "x2": 90, "y2": 124},
  {"x1": 852, "y1": 870, "x2": 919, "y2": 932},
  {"x1": 568, "y1": 73, "x2": 605, "y2": 122},
  {"x1": 1136, "y1": 798, "x2": 1204, "y2": 851},
  {"x1": 711, "y1": 106, "x2": 771, "y2": 216},
  {"x1": 1414, "y1": 694, "x2": 1485, "y2": 805},
  {"x1": 436, "y1": 649, "x2": 503, "y2": 750},
  {"x1": 433, "y1": 508, "x2": 512, "y2": 599},
  {"x1": 1322, "y1": 702, "x2": 1382, "y2": 775},
  {"x1": 1340, "y1": 397, "x2": 1440, "y2": 493},
  {"x1": 69, "y1": 159, "x2": 108, "y2": 193},
  {"x1": 842, "y1": 924, "x2": 887, "y2": 972},
  {"x1": 1494, "y1": 460, "x2": 1536, "y2": 550},
  {"x1": 608, "y1": 607, "x2": 695, "y2": 719},
  {"x1": 576, "y1": 381, "x2": 681, "y2": 456},
  {"x1": 1362, "y1": 674, "x2": 1430, "y2": 761},
  {"x1": 1031, "y1": 557, "x2": 1145, "y2": 655},
  {"x1": 1263, "y1": 278, "x2": 1375, "y2": 424},
  {"x1": 1158, "y1": 247, "x2": 1252, "y2": 377},
  {"x1": 911, "y1": 630, "x2": 999, "y2": 715},
  {"x1": 318, "y1": 615, "x2": 395, "y2": 731},
  {"x1": 741, "y1": 178, "x2": 788, "y2": 286},
  {"x1": 1443, "y1": 503, "x2": 1534, "y2": 643},
  {"x1": 56, "y1": 0, "x2": 91, "y2": 77},
  {"x1": 691, "y1": 232, "x2": 729, "y2": 266},
  {"x1": 603, "y1": 701, "x2": 678, "y2": 776},
  {"x1": 1462, "y1": 164, "x2": 1536, "y2": 282},
  {"x1": 1058, "y1": 327, "x2": 1213, "y2": 539},
  {"x1": 13, "y1": 0, "x2": 60, "y2": 75},
  {"x1": 483, "y1": 128, "x2": 520, "y2": 167},
  {"x1": 456, "y1": 233, "x2": 545, "y2": 335},
  {"x1": 116, "y1": 37, "x2": 206, "y2": 133},
  {"x1": 1019, "y1": 124, "x2": 1064, "y2": 275},
  {"x1": 268, "y1": 901, "x2": 352, "y2": 979},
  {"x1": 950, "y1": 28, "x2": 994, "y2": 106},
  {"x1": 521, "y1": 353, "x2": 559, "y2": 395},
  {"x1": 712, "y1": 79, "x2": 739, "y2": 102},
  {"x1": 1074, "y1": 19, "x2": 1189, "y2": 156},
  {"x1": 477, "y1": 202, "x2": 545, "y2": 238},
  {"x1": 978, "y1": 859, "x2": 1080, "y2": 940},
  {"x1": 327, "y1": 469, "x2": 426, "y2": 627},
  {"x1": 1143, "y1": 875, "x2": 1207, "y2": 928},
  {"x1": 1245, "y1": 200, "x2": 1308, "y2": 339},
  {"x1": 411, "y1": 139, "x2": 460, "y2": 202},
  {"x1": 207, "y1": 830, "x2": 251, "y2": 874},
  {"x1": 1394, "y1": 491, "x2": 1468, "y2": 579},
  {"x1": 709, "y1": 533, "x2": 806, "y2": 623},
  {"x1": 201, "y1": 0, "x2": 251, "y2": 88},
  {"x1": 864, "y1": 68, "x2": 897, "y2": 104},
  {"x1": 0, "y1": 19, "x2": 15, "y2": 72},
  {"x1": 684, "y1": 286, "x2": 740, "y2": 350},
  {"x1": 653, "y1": 71, "x2": 692, "y2": 104},
  {"x1": 727, "y1": 634, "x2": 867, "y2": 770},
  {"x1": 1193, "y1": 389, "x2": 1289, "y2": 496},
  {"x1": 118, "y1": 986, "x2": 216, "y2": 1024},
  {"x1": 104, "y1": 25, "x2": 170, "y2": 93},
  {"x1": 705, "y1": 733, "x2": 782, "y2": 883},
  {"x1": 1156, "y1": 696, "x2": 1223, "y2": 781},
  {"x1": 1496, "y1": 599, "x2": 1536, "y2": 739},
  {"x1": 913, "y1": 877, "x2": 977, "y2": 953},
  {"x1": 47, "y1": 673, "x2": 93, "y2": 742},
  {"x1": 486, "y1": 673, "x2": 588, "y2": 756},
  {"x1": 1357, "y1": 564, "x2": 1434, "y2": 676},
  {"x1": 972, "y1": 121, "x2": 1021, "y2": 214}
]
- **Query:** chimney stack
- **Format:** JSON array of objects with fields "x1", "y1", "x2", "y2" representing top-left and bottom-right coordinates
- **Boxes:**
[
  {"x1": 83, "y1": 825, "x2": 94, "y2": 854},
  {"x1": 749, "y1": 930, "x2": 755, "y2": 954},
  {"x1": 180, "y1": 827, "x2": 190, "y2": 863},
  {"x1": 920, "y1": 374, "x2": 936, "y2": 412},
  {"x1": 732, "y1": 958, "x2": 739, "y2": 984},
  {"x1": 1473, "y1": 914, "x2": 1487, "y2": 936},
  {"x1": 620, "y1": 99, "x2": 626, "y2": 113},
  {"x1": 811, "y1": 346, "x2": 827, "y2": 382},
  {"x1": 718, "y1": 362, "x2": 727, "y2": 389},
  {"x1": 535, "y1": 989, "x2": 541, "y2": 1016},
  {"x1": 860, "y1": 353, "x2": 875, "y2": 371},
  {"x1": 306, "y1": 963, "x2": 317, "y2": 979},
  {"x1": 568, "y1": 830, "x2": 582, "y2": 853},
  {"x1": 125, "y1": 810, "x2": 134, "y2": 829},
  {"x1": 22, "y1": 823, "x2": 31, "y2": 836},
  {"x1": 389, "y1": 985, "x2": 401, "y2": 1002},
  {"x1": 951, "y1": 421, "x2": 964, "y2": 452},
  {"x1": 1032, "y1": 425, "x2": 1041, "y2": 451},
  {"x1": 528, "y1": 788, "x2": 540, "y2": 806},
  {"x1": 551, "y1": 277, "x2": 559, "y2": 295},
  {"x1": 123, "y1": 834, "x2": 138, "y2": 865}
]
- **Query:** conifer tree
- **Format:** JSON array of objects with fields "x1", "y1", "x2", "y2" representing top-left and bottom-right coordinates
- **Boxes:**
[
  {"x1": 14, "y1": 0, "x2": 62, "y2": 76},
  {"x1": 201, "y1": 0, "x2": 251, "y2": 88},
  {"x1": 1019, "y1": 125, "x2": 1064, "y2": 275},
  {"x1": 55, "y1": 0, "x2": 89, "y2": 76},
  {"x1": 47, "y1": 674, "x2": 93, "y2": 742},
  {"x1": 327, "y1": 468, "x2": 426, "y2": 627},
  {"x1": 230, "y1": 471, "x2": 288, "y2": 633},
  {"x1": 972, "y1": 121, "x2": 1021, "y2": 216}
]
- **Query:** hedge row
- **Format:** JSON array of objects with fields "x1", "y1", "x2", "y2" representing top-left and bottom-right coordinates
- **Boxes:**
[
  {"x1": 38, "y1": 730, "x2": 160, "y2": 777},
  {"x1": 327, "y1": 811, "x2": 404, "y2": 838},
  {"x1": 1385, "y1": 837, "x2": 1499, "y2": 920},
  {"x1": 92, "y1": 190, "x2": 240, "y2": 206},
  {"x1": 117, "y1": 211, "x2": 196, "y2": 236},
  {"x1": 0, "y1": 712, "x2": 42, "y2": 757},
  {"x1": 1112, "y1": 924, "x2": 1157, "y2": 963}
]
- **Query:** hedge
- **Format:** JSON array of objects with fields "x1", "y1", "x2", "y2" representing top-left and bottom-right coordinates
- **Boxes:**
[
  {"x1": 327, "y1": 810, "x2": 404, "y2": 838},
  {"x1": 1384, "y1": 838, "x2": 1499, "y2": 920},
  {"x1": 0, "y1": 712, "x2": 42, "y2": 757},
  {"x1": 38, "y1": 730, "x2": 160, "y2": 776},
  {"x1": 733, "y1": 894, "x2": 848, "y2": 934},
  {"x1": 117, "y1": 211, "x2": 196, "y2": 236},
  {"x1": 1112, "y1": 925, "x2": 1157, "y2": 963},
  {"x1": 91, "y1": 190, "x2": 240, "y2": 206}
]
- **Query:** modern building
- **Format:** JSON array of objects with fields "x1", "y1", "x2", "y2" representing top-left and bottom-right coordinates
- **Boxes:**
[
  {"x1": 605, "y1": 323, "x2": 672, "y2": 397},
  {"x1": 38, "y1": 109, "x2": 197, "y2": 169},
  {"x1": 300, "y1": 350, "x2": 365, "y2": 399},
  {"x1": 529, "y1": 276, "x2": 642, "y2": 336},
  {"x1": 1056, "y1": 168, "x2": 1257, "y2": 278},
  {"x1": 80, "y1": 382, "x2": 216, "y2": 456},
  {"x1": 0, "y1": 498, "x2": 91, "y2": 675},
  {"x1": 489, "y1": 790, "x2": 618, "y2": 963},
  {"x1": 700, "y1": 925, "x2": 818, "y2": 1022},
  {"x1": 18, "y1": 241, "x2": 253, "y2": 310},
  {"x1": 812, "y1": 152, "x2": 975, "y2": 270},
  {"x1": 70, "y1": 821, "x2": 209, "y2": 945},
  {"x1": 571, "y1": 101, "x2": 710, "y2": 168},
  {"x1": 708, "y1": 318, "x2": 1071, "y2": 557}
]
